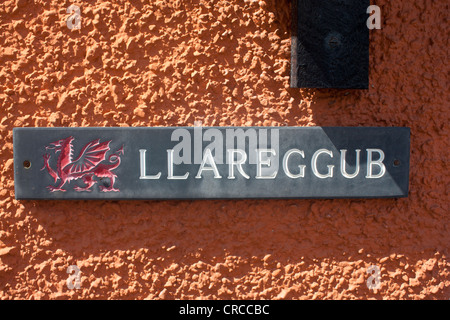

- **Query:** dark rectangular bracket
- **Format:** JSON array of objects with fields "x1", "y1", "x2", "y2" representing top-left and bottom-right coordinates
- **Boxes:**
[{"x1": 290, "y1": 0, "x2": 369, "y2": 89}]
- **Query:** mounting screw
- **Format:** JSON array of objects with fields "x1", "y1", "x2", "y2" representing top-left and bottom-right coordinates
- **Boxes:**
[{"x1": 325, "y1": 32, "x2": 343, "y2": 51}]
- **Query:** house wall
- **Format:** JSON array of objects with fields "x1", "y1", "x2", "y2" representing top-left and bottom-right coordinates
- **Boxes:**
[{"x1": 0, "y1": 0, "x2": 448, "y2": 299}]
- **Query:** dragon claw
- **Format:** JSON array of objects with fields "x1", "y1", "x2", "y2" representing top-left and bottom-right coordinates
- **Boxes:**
[
  {"x1": 74, "y1": 186, "x2": 93, "y2": 192},
  {"x1": 99, "y1": 186, "x2": 120, "y2": 192},
  {"x1": 47, "y1": 186, "x2": 66, "y2": 192}
]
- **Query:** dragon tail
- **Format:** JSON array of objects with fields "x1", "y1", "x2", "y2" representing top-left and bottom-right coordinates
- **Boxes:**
[{"x1": 41, "y1": 154, "x2": 59, "y2": 183}]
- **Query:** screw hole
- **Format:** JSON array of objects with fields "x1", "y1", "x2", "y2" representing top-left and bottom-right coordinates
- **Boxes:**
[
  {"x1": 329, "y1": 37, "x2": 339, "y2": 47},
  {"x1": 23, "y1": 160, "x2": 31, "y2": 169},
  {"x1": 393, "y1": 159, "x2": 400, "y2": 167}
]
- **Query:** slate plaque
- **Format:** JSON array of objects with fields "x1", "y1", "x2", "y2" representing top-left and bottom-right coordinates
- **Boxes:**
[
  {"x1": 290, "y1": 0, "x2": 370, "y2": 88},
  {"x1": 13, "y1": 127, "x2": 409, "y2": 200}
]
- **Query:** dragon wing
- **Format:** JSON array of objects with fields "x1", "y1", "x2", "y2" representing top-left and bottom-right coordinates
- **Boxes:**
[{"x1": 64, "y1": 139, "x2": 111, "y2": 174}]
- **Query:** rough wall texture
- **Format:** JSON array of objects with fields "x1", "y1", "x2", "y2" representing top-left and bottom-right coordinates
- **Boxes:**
[{"x1": 0, "y1": 0, "x2": 448, "y2": 299}]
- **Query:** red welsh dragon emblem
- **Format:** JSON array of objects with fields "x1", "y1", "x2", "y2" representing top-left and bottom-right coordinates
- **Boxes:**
[{"x1": 41, "y1": 136, "x2": 124, "y2": 192}]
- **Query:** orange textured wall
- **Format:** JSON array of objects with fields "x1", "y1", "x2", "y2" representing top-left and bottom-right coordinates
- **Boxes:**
[{"x1": 0, "y1": 0, "x2": 448, "y2": 299}]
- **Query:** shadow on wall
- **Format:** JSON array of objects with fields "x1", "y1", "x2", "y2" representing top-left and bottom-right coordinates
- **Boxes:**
[{"x1": 6, "y1": 195, "x2": 444, "y2": 299}]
